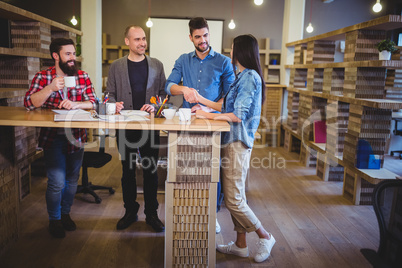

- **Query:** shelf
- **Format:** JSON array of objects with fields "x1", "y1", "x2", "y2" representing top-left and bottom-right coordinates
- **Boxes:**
[
  {"x1": 284, "y1": 15, "x2": 402, "y2": 205},
  {"x1": 282, "y1": 124, "x2": 398, "y2": 183},
  {"x1": 287, "y1": 87, "x2": 402, "y2": 110},
  {"x1": 268, "y1": 65, "x2": 281, "y2": 69},
  {"x1": 285, "y1": 60, "x2": 402, "y2": 69},
  {"x1": 265, "y1": 84, "x2": 287, "y2": 88},
  {"x1": 0, "y1": 88, "x2": 27, "y2": 98},
  {"x1": 286, "y1": 15, "x2": 402, "y2": 47},
  {"x1": 0, "y1": 1, "x2": 82, "y2": 35},
  {"x1": 0, "y1": 47, "x2": 50, "y2": 59}
]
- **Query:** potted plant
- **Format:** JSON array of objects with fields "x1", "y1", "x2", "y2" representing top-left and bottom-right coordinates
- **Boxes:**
[{"x1": 376, "y1": 39, "x2": 398, "y2": 60}]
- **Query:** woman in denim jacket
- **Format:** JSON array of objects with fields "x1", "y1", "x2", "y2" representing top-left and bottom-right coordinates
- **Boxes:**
[{"x1": 195, "y1": 34, "x2": 275, "y2": 263}]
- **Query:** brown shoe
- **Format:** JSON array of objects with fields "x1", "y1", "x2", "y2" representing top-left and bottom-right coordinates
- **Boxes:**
[
  {"x1": 49, "y1": 220, "x2": 65, "y2": 238},
  {"x1": 61, "y1": 214, "x2": 76, "y2": 231}
]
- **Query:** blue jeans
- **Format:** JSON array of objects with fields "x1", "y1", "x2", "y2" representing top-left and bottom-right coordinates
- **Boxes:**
[
  {"x1": 44, "y1": 135, "x2": 84, "y2": 220},
  {"x1": 217, "y1": 179, "x2": 223, "y2": 213}
]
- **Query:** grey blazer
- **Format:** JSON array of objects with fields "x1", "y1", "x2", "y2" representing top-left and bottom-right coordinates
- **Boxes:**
[{"x1": 106, "y1": 55, "x2": 166, "y2": 109}]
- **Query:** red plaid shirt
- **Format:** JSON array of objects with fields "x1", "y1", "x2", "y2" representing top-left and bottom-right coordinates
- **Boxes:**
[{"x1": 24, "y1": 66, "x2": 97, "y2": 153}]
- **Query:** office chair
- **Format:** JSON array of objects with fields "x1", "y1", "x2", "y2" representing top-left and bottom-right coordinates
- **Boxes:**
[
  {"x1": 360, "y1": 179, "x2": 402, "y2": 268},
  {"x1": 76, "y1": 135, "x2": 115, "y2": 204},
  {"x1": 390, "y1": 119, "x2": 402, "y2": 159}
]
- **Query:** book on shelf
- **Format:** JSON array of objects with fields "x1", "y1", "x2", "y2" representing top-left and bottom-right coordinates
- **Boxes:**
[
  {"x1": 356, "y1": 139, "x2": 374, "y2": 169},
  {"x1": 368, "y1": 154, "x2": 381, "y2": 169},
  {"x1": 313, "y1": 120, "x2": 326, "y2": 143}
]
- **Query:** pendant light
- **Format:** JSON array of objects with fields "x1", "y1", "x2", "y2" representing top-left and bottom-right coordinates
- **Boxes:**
[
  {"x1": 254, "y1": 0, "x2": 263, "y2": 6},
  {"x1": 146, "y1": 0, "x2": 153, "y2": 28},
  {"x1": 228, "y1": 0, "x2": 236, "y2": 29},
  {"x1": 306, "y1": 0, "x2": 314, "y2": 33},
  {"x1": 372, "y1": 0, "x2": 382, "y2": 13},
  {"x1": 70, "y1": 0, "x2": 77, "y2": 26}
]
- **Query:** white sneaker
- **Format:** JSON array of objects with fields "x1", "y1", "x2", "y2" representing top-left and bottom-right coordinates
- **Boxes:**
[
  {"x1": 217, "y1": 241, "x2": 249, "y2": 257},
  {"x1": 254, "y1": 234, "x2": 276, "y2": 263},
  {"x1": 216, "y1": 219, "x2": 221, "y2": 234}
]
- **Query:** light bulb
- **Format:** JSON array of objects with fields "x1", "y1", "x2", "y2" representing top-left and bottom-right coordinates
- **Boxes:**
[
  {"x1": 373, "y1": 1, "x2": 382, "y2": 13},
  {"x1": 254, "y1": 0, "x2": 263, "y2": 5},
  {"x1": 228, "y1": 19, "x2": 236, "y2": 30},
  {"x1": 146, "y1": 18, "x2": 153, "y2": 28},
  {"x1": 70, "y1": 15, "x2": 77, "y2": 26},
  {"x1": 306, "y1": 22, "x2": 314, "y2": 33}
]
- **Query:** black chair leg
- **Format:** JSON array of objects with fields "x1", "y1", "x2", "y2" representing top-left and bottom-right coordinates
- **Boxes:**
[
  {"x1": 76, "y1": 168, "x2": 114, "y2": 204},
  {"x1": 77, "y1": 183, "x2": 103, "y2": 204}
]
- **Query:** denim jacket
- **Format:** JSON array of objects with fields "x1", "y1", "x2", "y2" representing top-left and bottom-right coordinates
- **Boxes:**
[{"x1": 221, "y1": 69, "x2": 262, "y2": 148}]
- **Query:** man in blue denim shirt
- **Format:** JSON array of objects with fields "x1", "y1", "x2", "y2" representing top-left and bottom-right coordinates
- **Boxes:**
[
  {"x1": 165, "y1": 17, "x2": 234, "y2": 110},
  {"x1": 165, "y1": 17, "x2": 235, "y2": 233}
]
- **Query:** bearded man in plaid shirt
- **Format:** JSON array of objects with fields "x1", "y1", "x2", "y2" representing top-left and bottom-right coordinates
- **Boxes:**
[{"x1": 24, "y1": 38, "x2": 97, "y2": 238}]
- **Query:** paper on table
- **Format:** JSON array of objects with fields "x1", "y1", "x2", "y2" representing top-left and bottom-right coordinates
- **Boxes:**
[
  {"x1": 52, "y1": 109, "x2": 90, "y2": 115},
  {"x1": 98, "y1": 115, "x2": 150, "y2": 121},
  {"x1": 54, "y1": 113, "x2": 150, "y2": 122},
  {"x1": 54, "y1": 113, "x2": 95, "y2": 121},
  {"x1": 119, "y1": 110, "x2": 149, "y2": 116}
]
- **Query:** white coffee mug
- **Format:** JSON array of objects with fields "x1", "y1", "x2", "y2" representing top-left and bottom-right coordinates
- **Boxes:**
[
  {"x1": 178, "y1": 108, "x2": 191, "y2": 121},
  {"x1": 64, "y1": 76, "x2": 76, "y2": 88},
  {"x1": 161, "y1": 109, "x2": 176, "y2": 120},
  {"x1": 106, "y1": 103, "x2": 116, "y2": 115}
]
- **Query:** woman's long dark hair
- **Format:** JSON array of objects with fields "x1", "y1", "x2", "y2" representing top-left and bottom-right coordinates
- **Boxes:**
[{"x1": 232, "y1": 34, "x2": 266, "y2": 105}]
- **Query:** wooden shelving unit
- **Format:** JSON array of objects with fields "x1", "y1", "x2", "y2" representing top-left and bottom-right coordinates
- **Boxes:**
[
  {"x1": 258, "y1": 84, "x2": 286, "y2": 147},
  {"x1": 284, "y1": 15, "x2": 402, "y2": 205},
  {"x1": 224, "y1": 38, "x2": 282, "y2": 84},
  {"x1": 102, "y1": 33, "x2": 129, "y2": 64}
]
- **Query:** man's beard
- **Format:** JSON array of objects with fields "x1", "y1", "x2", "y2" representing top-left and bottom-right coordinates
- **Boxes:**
[
  {"x1": 59, "y1": 58, "x2": 78, "y2": 76},
  {"x1": 195, "y1": 42, "x2": 209, "y2": 53}
]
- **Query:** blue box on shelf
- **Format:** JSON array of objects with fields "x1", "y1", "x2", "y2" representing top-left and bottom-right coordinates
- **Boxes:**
[{"x1": 368, "y1": 154, "x2": 381, "y2": 169}]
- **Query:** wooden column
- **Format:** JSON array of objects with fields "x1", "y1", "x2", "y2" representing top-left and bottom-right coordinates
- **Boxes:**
[{"x1": 165, "y1": 131, "x2": 220, "y2": 268}]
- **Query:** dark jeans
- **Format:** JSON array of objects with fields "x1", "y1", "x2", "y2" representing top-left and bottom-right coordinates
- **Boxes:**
[{"x1": 116, "y1": 129, "x2": 160, "y2": 216}]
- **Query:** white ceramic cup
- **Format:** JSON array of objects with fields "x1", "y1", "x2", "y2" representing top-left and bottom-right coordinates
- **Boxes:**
[
  {"x1": 161, "y1": 109, "x2": 176, "y2": 120},
  {"x1": 178, "y1": 108, "x2": 191, "y2": 121},
  {"x1": 64, "y1": 76, "x2": 76, "y2": 88},
  {"x1": 106, "y1": 103, "x2": 116, "y2": 115}
]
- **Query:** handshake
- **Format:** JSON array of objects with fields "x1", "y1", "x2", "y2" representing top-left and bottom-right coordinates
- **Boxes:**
[{"x1": 183, "y1": 87, "x2": 201, "y2": 104}]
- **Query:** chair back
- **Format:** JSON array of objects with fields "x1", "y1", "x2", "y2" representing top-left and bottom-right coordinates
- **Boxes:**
[{"x1": 373, "y1": 179, "x2": 402, "y2": 267}]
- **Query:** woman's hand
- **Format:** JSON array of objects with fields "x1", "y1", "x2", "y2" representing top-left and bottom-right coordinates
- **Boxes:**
[
  {"x1": 183, "y1": 87, "x2": 198, "y2": 103},
  {"x1": 191, "y1": 104, "x2": 202, "y2": 113},
  {"x1": 196, "y1": 110, "x2": 209, "y2": 119}
]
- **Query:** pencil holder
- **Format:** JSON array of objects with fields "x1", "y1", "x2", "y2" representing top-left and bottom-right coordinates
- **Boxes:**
[
  {"x1": 154, "y1": 104, "x2": 173, "y2": 118},
  {"x1": 97, "y1": 103, "x2": 107, "y2": 115}
]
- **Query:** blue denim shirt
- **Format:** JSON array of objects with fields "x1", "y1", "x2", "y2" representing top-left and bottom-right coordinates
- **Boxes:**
[
  {"x1": 165, "y1": 47, "x2": 235, "y2": 108},
  {"x1": 222, "y1": 69, "x2": 262, "y2": 148}
]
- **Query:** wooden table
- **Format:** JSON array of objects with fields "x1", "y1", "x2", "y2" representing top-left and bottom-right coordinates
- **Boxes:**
[
  {"x1": 0, "y1": 106, "x2": 230, "y2": 268},
  {"x1": 0, "y1": 107, "x2": 230, "y2": 132}
]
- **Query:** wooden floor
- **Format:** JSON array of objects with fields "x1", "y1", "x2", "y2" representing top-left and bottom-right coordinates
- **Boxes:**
[{"x1": 2, "y1": 137, "x2": 400, "y2": 268}]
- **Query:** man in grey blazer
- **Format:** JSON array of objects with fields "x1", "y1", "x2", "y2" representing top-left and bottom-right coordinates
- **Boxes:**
[{"x1": 106, "y1": 25, "x2": 166, "y2": 232}]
